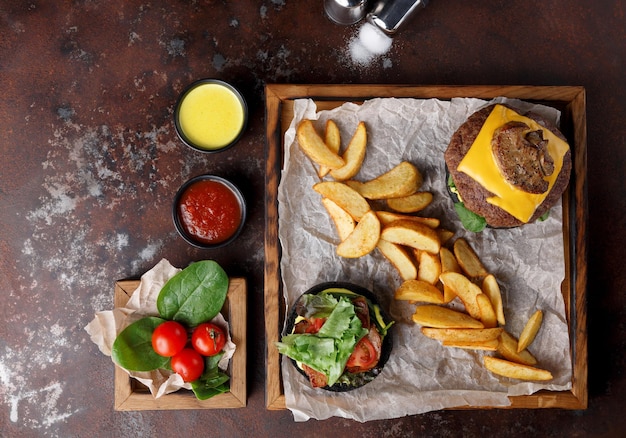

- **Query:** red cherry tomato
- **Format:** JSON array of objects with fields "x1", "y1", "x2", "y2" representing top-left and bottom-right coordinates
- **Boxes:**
[
  {"x1": 191, "y1": 322, "x2": 226, "y2": 356},
  {"x1": 151, "y1": 321, "x2": 187, "y2": 357},
  {"x1": 171, "y1": 348, "x2": 205, "y2": 382},
  {"x1": 346, "y1": 337, "x2": 378, "y2": 372}
]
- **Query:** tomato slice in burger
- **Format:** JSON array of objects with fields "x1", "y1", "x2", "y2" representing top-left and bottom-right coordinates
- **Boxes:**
[
  {"x1": 306, "y1": 317, "x2": 326, "y2": 334},
  {"x1": 346, "y1": 337, "x2": 378, "y2": 372}
]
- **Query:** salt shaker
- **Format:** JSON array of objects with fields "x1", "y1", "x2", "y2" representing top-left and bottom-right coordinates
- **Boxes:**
[
  {"x1": 367, "y1": 0, "x2": 429, "y2": 35},
  {"x1": 324, "y1": 0, "x2": 371, "y2": 25}
]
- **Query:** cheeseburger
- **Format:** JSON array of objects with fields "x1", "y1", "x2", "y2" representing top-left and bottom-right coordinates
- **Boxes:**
[{"x1": 444, "y1": 104, "x2": 571, "y2": 231}]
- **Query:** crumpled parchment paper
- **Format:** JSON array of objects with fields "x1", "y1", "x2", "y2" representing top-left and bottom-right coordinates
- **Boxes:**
[
  {"x1": 85, "y1": 258, "x2": 236, "y2": 398},
  {"x1": 277, "y1": 97, "x2": 572, "y2": 422}
]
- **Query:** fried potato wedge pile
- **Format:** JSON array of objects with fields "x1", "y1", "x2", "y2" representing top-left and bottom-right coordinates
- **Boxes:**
[
  {"x1": 394, "y1": 237, "x2": 552, "y2": 382},
  {"x1": 297, "y1": 119, "x2": 345, "y2": 170},
  {"x1": 296, "y1": 118, "x2": 553, "y2": 383},
  {"x1": 298, "y1": 118, "x2": 439, "y2": 260}
]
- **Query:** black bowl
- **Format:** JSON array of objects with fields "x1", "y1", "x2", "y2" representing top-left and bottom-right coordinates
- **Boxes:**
[
  {"x1": 172, "y1": 174, "x2": 246, "y2": 249},
  {"x1": 173, "y1": 79, "x2": 248, "y2": 153},
  {"x1": 283, "y1": 281, "x2": 393, "y2": 392}
]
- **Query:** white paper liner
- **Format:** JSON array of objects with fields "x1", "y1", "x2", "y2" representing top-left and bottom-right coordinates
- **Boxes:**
[
  {"x1": 277, "y1": 97, "x2": 573, "y2": 422},
  {"x1": 85, "y1": 258, "x2": 236, "y2": 398}
]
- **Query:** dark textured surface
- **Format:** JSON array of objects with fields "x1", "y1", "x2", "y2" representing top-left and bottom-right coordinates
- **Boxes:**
[{"x1": 0, "y1": 1, "x2": 624, "y2": 436}]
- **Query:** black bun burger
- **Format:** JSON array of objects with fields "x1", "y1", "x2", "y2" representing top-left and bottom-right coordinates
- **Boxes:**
[
  {"x1": 276, "y1": 282, "x2": 394, "y2": 392},
  {"x1": 445, "y1": 104, "x2": 572, "y2": 232}
]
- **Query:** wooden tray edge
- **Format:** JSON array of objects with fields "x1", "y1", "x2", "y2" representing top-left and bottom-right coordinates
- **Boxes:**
[{"x1": 263, "y1": 84, "x2": 588, "y2": 411}]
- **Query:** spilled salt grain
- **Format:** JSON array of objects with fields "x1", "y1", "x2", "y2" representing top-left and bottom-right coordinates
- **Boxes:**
[
  {"x1": 349, "y1": 39, "x2": 374, "y2": 65},
  {"x1": 348, "y1": 21, "x2": 393, "y2": 67},
  {"x1": 359, "y1": 22, "x2": 392, "y2": 55}
]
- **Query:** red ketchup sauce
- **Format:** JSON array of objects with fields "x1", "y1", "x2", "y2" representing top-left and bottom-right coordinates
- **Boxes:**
[{"x1": 177, "y1": 179, "x2": 242, "y2": 245}]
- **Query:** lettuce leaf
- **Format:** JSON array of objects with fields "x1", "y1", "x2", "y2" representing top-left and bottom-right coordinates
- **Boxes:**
[
  {"x1": 454, "y1": 202, "x2": 487, "y2": 233},
  {"x1": 299, "y1": 293, "x2": 339, "y2": 319},
  {"x1": 276, "y1": 296, "x2": 368, "y2": 386}
]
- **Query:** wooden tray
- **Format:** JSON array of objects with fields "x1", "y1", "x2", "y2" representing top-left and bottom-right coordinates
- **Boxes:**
[
  {"x1": 264, "y1": 84, "x2": 588, "y2": 411},
  {"x1": 113, "y1": 277, "x2": 247, "y2": 410}
]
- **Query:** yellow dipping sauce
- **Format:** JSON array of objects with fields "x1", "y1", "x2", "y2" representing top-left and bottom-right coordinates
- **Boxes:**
[{"x1": 177, "y1": 82, "x2": 245, "y2": 151}]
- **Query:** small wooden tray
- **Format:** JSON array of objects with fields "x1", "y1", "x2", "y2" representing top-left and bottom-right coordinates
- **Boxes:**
[
  {"x1": 113, "y1": 277, "x2": 247, "y2": 410},
  {"x1": 264, "y1": 84, "x2": 588, "y2": 411}
]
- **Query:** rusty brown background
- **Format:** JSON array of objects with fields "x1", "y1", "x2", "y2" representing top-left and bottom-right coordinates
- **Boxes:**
[{"x1": 1, "y1": 1, "x2": 624, "y2": 437}]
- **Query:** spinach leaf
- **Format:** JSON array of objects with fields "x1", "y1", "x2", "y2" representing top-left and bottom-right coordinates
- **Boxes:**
[
  {"x1": 112, "y1": 317, "x2": 169, "y2": 372},
  {"x1": 191, "y1": 381, "x2": 230, "y2": 400},
  {"x1": 157, "y1": 260, "x2": 229, "y2": 326},
  {"x1": 190, "y1": 353, "x2": 230, "y2": 400}
]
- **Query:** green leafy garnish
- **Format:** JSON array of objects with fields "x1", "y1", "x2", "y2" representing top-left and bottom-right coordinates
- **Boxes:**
[
  {"x1": 191, "y1": 353, "x2": 230, "y2": 400},
  {"x1": 276, "y1": 295, "x2": 368, "y2": 386},
  {"x1": 454, "y1": 202, "x2": 487, "y2": 233},
  {"x1": 538, "y1": 211, "x2": 550, "y2": 221},
  {"x1": 371, "y1": 303, "x2": 394, "y2": 337},
  {"x1": 112, "y1": 317, "x2": 169, "y2": 371},
  {"x1": 448, "y1": 175, "x2": 487, "y2": 232},
  {"x1": 447, "y1": 173, "x2": 461, "y2": 202},
  {"x1": 111, "y1": 261, "x2": 232, "y2": 401},
  {"x1": 157, "y1": 260, "x2": 229, "y2": 326}
]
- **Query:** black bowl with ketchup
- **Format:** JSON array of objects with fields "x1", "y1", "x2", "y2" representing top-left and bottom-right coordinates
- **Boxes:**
[{"x1": 173, "y1": 174, "x2": 246, "y2": 249}]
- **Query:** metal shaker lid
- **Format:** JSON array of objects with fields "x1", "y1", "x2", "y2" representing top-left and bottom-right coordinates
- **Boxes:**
[
  {"x1": 367, "y1": 0, "x2": 429, "y2": 35},
  {"x1": 324, "y1": 0, "x2": 371, "y2": 26}
]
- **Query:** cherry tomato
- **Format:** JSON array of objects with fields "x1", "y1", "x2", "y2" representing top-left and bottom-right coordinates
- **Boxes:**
[
  {"x1": 191, "y1": 322, "x2": 226, "y2": 356},
  {"x1": 151, "y1": 321, "x2": 187, "y2": 357},
  {"x1": 171, "y1": 348, "x2": 205, "y2": 382},
  {"x1": 346, "y1": 337, "x2": 378, "y2": 372}
]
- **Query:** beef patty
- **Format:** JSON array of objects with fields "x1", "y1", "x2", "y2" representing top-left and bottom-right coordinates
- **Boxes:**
[{"x1": 444, "y1": 104, "x2": 572, "y2": 228}]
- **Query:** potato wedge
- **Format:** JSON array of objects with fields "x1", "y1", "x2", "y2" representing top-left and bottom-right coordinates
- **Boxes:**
[
  {"x1": 336, "y1": 210, "x2": 380, "y2": 258},
  {"x1": 484, "y1": 356, "x2": 553, "y2": 381},
  {"x1": 395, "y1": 280, "x2": 444, "y2": 304},
  {"x1": 347, "y1": 161, "x2": 421, "y2": 200},
  {"x1": 321, "y1": 198, "x2": 355, "y2": 241},
  {"x1": 437, "y1": 229, "x2": 455, "y2": 245},
  {"x1": 313, "y1": 181, "x2": 370, "y2": 221},
  {"x1": 482, "y1": 274, "x2": 505, "y2": 326},
  {"x1": 377, "y1": 239, "x2": 417, "y2": 281},
  {"x1": 380, "y1": 219, "x2": 441, "y2": 254},
  {"x1": 412, "y1": 305, "x2": 484, "y2": 329},
  {"x1": 439, "y1": 272, "x2": 482, "y2": 319},
  {"x1": 318, "y1": 119, "x2": 341, "y2": 177},
  {"x1": 453, "y1": 238, "x2": 489, "y2": 280},
  {"x1": 517, "y1": 310, "x2": 543, "y2": 352},
  {"x1": 497, "y1": 331, "x2": 537, "y2": 366},
  {"x1": 440, "y1": 247, "x2": 461, "y2": 303},
  {"x1": 442, "y1": 286, "x2": 456, "y2": 305},
  {"x1": 417, "y1": 251, "x2": 442, "y2": 285},
  {"x1": 443, "y1": 339, "x2": 499, "y2": 351},
  {"x1": 386, "y1": 191, "x2": 433, "y2": 213},
  {"x1": 344, "y1": 179, "x2": 364, "y2": 192},
  {"x1": 476, "y1": 293, "x2": 497, "y2": 328},
  {"x1": 297, "y1": 119, "x2": 345, "y2": 169},
  {"x1": 440, "y1": 247, "x2": 461, "y2": 273},
  {"x1": 421, "y1": 327, "x2": 503, "y2": 343},
  {"x1": 375, "y1": 210, "x2": 440, "y2": 228},
  {"x1": 329, "y1": 121, "x2": 367, "y2": 181}
]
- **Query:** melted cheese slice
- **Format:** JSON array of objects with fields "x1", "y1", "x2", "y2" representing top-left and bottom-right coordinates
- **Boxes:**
[{"x1": 457, "y1": 104, "x2": 570, "y2": 223}]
